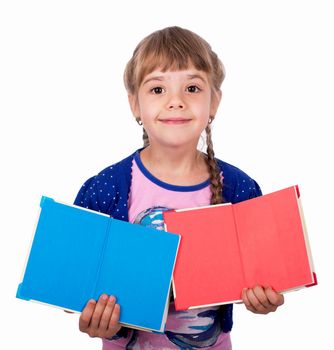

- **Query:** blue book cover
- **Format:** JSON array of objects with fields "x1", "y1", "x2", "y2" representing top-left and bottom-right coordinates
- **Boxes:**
[{"x1": 16, "y1": 196, "x2": 180, "y2": 332}]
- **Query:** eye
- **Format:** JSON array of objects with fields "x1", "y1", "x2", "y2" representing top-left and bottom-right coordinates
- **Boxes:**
[
  {"x1": 187, "y1": 85, "x2": 201, "y2": 93},
  {"x1": 151, "y1": 87, "x2": 164, "y2": 94}
]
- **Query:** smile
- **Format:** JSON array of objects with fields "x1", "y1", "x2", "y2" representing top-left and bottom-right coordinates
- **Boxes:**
[{"x1": 159, "y1": 118, "x2": 191, "y2": 125}]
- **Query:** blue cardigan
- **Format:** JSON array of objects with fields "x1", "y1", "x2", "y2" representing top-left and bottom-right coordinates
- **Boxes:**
[{"x1": 74, "y1": 149, "x2": 262, "y2": 334}]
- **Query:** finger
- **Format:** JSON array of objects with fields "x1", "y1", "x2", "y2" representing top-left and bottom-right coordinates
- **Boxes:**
[
  {"x1": 242, "y1": 288, "x2": 250, "y2": 306},
  {"x1": 265, "y1": 287, "x2": 284, "y2": 306},
  {"x1": 242, "y1": 288, "x2": 258, "y2": 313},
  {"x1": 99, "y1": 296, "x2": 117, "y2": 331},
  {"x1": 242, "y1": 288, "x2": 257, "y2": 313},
  {"x1": 245, "y1": 287, "x2": 268, "y2": 313},
  {"x1": 90, "y1": 294, "x2": 109, "y2": 330},
  {"x1": 252, "y1": 285, "x2": 273, "y2": 309},
  {"x1": 79, "y1": 299, "x2": 96, "y2": 332},
  {"x1": 107, "y1": 303, "x2": 121, "y2": 337}
]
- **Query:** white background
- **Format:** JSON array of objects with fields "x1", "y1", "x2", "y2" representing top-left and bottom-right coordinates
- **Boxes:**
[{"x1": 1, "y1": 0, "x2": 333, "y2": 349}]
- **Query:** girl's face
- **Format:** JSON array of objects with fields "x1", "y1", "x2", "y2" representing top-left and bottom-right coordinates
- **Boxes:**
[{"x1": 129, "y1": 67, "x2": 221, "y2": 149}]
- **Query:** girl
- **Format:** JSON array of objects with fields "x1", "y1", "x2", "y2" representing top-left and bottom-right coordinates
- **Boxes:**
[{"x1": 74, "y1": 26, "x2": 284, "y2": 349}]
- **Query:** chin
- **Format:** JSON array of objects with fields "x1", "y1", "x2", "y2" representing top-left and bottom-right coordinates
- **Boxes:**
[
  {"x1": 160, "y1": 139, "x2": 198, "y2": 149},
  {"x1": 149, "y1": 132, "x2": 201, "y2": 149}
]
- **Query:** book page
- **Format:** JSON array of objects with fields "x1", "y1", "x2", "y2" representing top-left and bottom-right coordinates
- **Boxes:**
[
  {"x1": 234, "y1": 187, "x2": 314, "y2": 291},
  {"x1": 165, "y1": 205, "x2": 245, "y2": 310}
]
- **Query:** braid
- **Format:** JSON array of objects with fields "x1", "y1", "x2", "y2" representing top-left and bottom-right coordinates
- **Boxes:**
[
  {"x1": 205, "y1": 124, "x2": 223, "y2": 204},
  {"x1": 143, "y1": 128, "x2": 149, "y2": 147}
]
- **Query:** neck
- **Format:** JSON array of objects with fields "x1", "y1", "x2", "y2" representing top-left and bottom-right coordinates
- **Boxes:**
[{"x1": 140, "y1": 144, "x2": 209, "y2": 186}]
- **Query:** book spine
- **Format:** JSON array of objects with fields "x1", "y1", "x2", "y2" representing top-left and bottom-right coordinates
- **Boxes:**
[
  {"x1": 90, "y1": 217, "x2": 113, "y2": 299},
  {"x1": 231, "y1": 205, "x2": 247, "y2": 289}
]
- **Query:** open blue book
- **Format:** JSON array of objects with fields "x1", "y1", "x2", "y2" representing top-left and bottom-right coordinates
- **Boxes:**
[{"x1": 16, "y1": 196, "x2": 180, "y2": 333}]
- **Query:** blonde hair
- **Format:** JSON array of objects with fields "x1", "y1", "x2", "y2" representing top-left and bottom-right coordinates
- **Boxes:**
[{"x1": 124, "y1": 26, "x2": 225, "y2": 204}]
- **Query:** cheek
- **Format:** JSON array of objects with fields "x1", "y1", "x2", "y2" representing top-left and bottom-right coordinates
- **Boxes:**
[
  {"x1": 140, "y1": 104, "x2": 154, "y2": 117},
  {"x1": 196, "y1": 101, "x2": 212, "y2": 118},
  {"x1": 138, "y1": 106, "x2": 158, "y2": 125},
  {"x1": 137, "y1": 98, "x2": 149, "y2": 115},
  {"x1": 141, "y1": 98, "x2": 161, "y2": 116}
]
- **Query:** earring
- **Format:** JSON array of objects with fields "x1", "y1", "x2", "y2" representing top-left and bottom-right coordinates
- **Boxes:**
[
  {"x1": 208, "y1": 116, "x2": 214, "y2": 124},
  {"x1": 136, "y1": 117, "x2": 143, "y2": 126}
]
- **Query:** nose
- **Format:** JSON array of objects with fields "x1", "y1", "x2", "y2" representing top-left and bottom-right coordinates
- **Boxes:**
[
  {"x1": 168, "y1": 103, "x2": 184, "y2": 110},
  {"x1": 167, "y1": 93, "x2": 185, "y2": 110}
]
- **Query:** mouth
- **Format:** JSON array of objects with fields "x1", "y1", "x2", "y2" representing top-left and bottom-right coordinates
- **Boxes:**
[{"x1": 159, "y1": 118, "x2": 192, "y2": 125}]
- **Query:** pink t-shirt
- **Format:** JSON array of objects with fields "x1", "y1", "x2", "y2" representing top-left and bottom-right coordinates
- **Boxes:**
[
  {"x1": 103, "y1": 153, "x2": 232, "y2": 350},
  {"x1": 128, "y1": 157, "x2": 212, "y2": 223}
]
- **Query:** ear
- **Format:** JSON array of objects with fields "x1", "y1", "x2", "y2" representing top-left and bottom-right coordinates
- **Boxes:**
[
  {"x1": 210, "y1": 89, "x2": 222, "y2": 117},
  {"x1": 128, "y1": 94, "x2": 140, "y2": 117}
]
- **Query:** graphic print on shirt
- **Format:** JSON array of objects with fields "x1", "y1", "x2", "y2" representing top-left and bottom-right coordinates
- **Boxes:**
[
  {"x1": 133, "y1": 206, "x2": 170, "y2": 230},
  {"x1": 133, "y1": 206, "x2": 223, "y2": 348}
]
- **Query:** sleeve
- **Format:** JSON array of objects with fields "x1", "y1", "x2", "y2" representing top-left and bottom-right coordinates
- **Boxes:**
[
  {"x1": 217, "y1": 159, "x2": 262, "y2": 204},
  {"x1": 73, "y1": 168, "x2": 119, "y2": 215},
  {"x1": 74, "y1": 176, "x2": 101, "y2": 211},
  {"x1": 247, "y1": 179, "x2": 262, "y2": 199},
  {"x1": 232, "y1": 176, "x2": 262, "y2": 203}
]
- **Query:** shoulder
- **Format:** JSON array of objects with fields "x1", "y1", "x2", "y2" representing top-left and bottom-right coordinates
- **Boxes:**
[
  {"x1": 73, "y1": 150, "x2": 138, "y2": 214},
  {"x1": 215, "y1": 158, "x2": 262, "y2": 203},
  {"x1": 95, "y1": 151, "x2": 135, "y2": 182}
]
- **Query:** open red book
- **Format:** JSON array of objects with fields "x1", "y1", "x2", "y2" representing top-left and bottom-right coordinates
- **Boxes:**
[{"x1": 163, "y1": 185, "x2": 317, "y2": 311}]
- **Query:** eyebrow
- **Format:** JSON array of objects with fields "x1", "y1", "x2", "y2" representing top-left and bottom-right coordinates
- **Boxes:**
[
  {"x1": 142, "y1": 76, "x2": 165, "y2": 85},
  {"x1": 186, "y1": 74, "x2": 206, "y2": 82},
  {"x1": 142, "y1": 73, "x2": 207, "y2": 86}
]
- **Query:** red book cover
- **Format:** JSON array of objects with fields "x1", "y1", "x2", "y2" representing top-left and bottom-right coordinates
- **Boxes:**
[{"x1": 163, "y1": 186, "x2": 316, "y2": 311}]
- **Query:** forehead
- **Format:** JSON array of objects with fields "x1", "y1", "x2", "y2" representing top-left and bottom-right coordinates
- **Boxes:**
[{"x1": 142, "y1": 68, "x2": 210, "y2": 85}]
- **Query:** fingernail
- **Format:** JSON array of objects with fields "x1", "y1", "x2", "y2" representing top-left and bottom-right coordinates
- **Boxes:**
[
  {"x1": 102, "y1": 294, "x2": 108, "y2": 301},
  {"x1": 109, "y1": 296, "x2": 115, "y2": 303}
]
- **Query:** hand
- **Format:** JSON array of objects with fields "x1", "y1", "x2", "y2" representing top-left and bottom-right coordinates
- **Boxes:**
[
  {"x1": 242, "y1": 285, "x2": 284, "y2": 314},
  {"x1": 79, "y1": 294, "x2": 121, "y2": 338}
]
